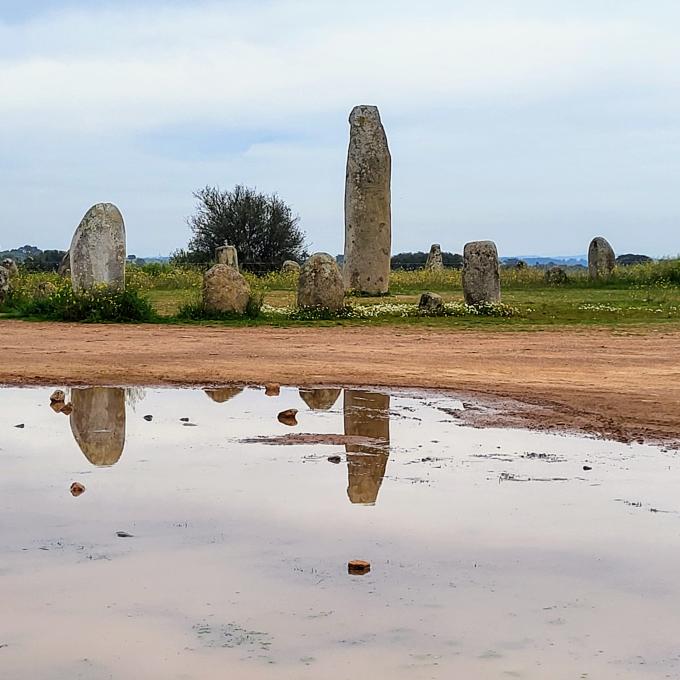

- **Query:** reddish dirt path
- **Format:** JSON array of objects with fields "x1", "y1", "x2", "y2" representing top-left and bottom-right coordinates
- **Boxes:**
[{"x1": 1, "y1": 320, "x2": 679, "y2": 444}]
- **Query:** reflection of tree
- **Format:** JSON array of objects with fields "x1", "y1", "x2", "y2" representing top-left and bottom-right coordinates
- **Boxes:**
[
  {"x1": 124, "y1": 387, "x2": 146, "y2": 411},
  {"x1": 299, "y1": 388, "x2": 341, "y2": 411},
  {"x1": 343, "y1": 390, "x2": 390, "y2": 505},
  {"x1": 204, "y1": 387, "x2": 244, "y2": 403},
  {"x1": 70, "y1": 387, "x2": 126, "y2": 466}
]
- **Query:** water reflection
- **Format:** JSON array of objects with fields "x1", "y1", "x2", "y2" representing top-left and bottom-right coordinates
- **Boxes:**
[
  {"x1": 70, "y1": 387, "x2": 126, "y2": 467},
  {"x1": 343, "y1": 390, "x2": 390, "y2": 505},
  {"x1": 204, "y1": 387, "x2": 244, "y2": 403},
  {"x1": 299, "y1": 388, "x2": 341, "y2": 411}
]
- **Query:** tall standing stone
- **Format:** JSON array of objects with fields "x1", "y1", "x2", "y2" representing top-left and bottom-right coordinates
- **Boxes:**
[
  {"x1": 462, "y1": 240, "x2": 501, "y2": 305},
  {"x1": 216, "y1": 244, "x2": 239, "y2": 271},
  {"x1": 588, "y1": 237, "x2": 615, "y2": 280},
  {"x1": 297, "y1": 253, "x2": 345, "y2": 311},
  {"x1": 425, "y1": 244, "x2": 443, "y2": 270},
  {"x1": 69, "y1": 203, "x2": 126, "y2": 292},
  {"x1": 343, "y1": 105, "x2": 391, "y2": 295}
]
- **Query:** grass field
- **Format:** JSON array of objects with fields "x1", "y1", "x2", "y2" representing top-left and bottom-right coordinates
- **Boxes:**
[{"x1": 4, "y1": 262, "x2": 680, "y2": 327}]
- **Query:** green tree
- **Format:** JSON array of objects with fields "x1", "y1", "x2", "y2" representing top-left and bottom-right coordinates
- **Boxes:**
[{"x1": 176, "y1": 185, "x2": 307, "y2": 272}]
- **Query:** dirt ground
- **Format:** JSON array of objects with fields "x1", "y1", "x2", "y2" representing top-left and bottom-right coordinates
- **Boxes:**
[{"x1": 1, "y1": 319, "x2": 679, "y2": 445}]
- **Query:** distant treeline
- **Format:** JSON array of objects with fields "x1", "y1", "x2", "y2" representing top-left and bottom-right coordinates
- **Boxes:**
[{"x1": 391, "y1": 251, "x2": 463, "y2": 270}]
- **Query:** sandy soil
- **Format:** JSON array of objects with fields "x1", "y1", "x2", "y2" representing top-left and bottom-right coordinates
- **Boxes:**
[{"x1": 1, "y1": 319, "x2": 679, "y2": 444}]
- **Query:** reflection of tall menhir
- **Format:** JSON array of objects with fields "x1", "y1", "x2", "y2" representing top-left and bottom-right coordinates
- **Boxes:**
[
  {"x1": 70, "y1": 387, "x2": 126, "y2": 466},
  {"x1": 343, "y1": 106, "x2": 391, "y2": 295},
  {"x1": 343, "y1": 390, "x2": 390, "y2": 505}
]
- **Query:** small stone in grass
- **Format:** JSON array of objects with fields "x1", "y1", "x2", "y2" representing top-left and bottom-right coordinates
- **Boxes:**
[
  {"x1": 70, "y1": 482, "x2": 86, "y2": 497},
  {"x1": 327, "y1": 455, "x2": 342, "y2": 464},
  {"x1": 348, "y1": 560, "x2": 371, "y2": 575}
]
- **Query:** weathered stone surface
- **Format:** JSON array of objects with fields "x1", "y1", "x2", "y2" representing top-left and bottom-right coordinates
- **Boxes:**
[
  {"x1": 462, "y1": 240, "x2": 501, "y2": 305},
  {"x1": 70, "y1": 387, "x2": 126, "y2": 467},
  {"x1": 1, "y1": 258, "x2": 18, "y2": 277},
  {"x1": 57, "y1": 251, "x2": 71, "y2": 276},
  {"x1": 70, "y1": 203, "x2": 126, "y2": 292},
  {"x1": 297, "y1": 253, "x2": 345, "y2": 311},
  {"x1": 216, "y1": 244, "x2": 239, "y2": 271},
  {"x1": 545, "y1": 266, "x2": 569, "y2": 285},
  {"x1": 344, "y1": 390, "x2": 390, "y2": 505},
  {"x1": 281, "y1": 260, "x2": 301, "y2": 274},
  {"x1": 204, "y1": 387, "x2": 244, "y2": 403},
  {"x1": 299, "y1": 388, "x2": 342, "y2": 411},
  {"x1": 418, "y1": 291, "x2": 444, "y2": 314},
  {"x1": 203, "y1": 264, "x2": 251, "y2": 314},
  {"x1": 343, "y1": 105, "x2": 391, "y2": 295},
  {"x1": 425, "y1": 244, "x2": 443, "y2": 270},
  {"x1": 588, "y1": 237, "x2": 615, "y2": 280}
]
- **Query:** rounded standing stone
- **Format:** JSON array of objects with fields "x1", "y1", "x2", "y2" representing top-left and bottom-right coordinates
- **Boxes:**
[
  {"x1": 425, "y1": 244, "x2": 443, "y2": 270},
  {"x1": 462, "y1": 241, "x2": 501, "y2": 305},
  {"x1": 343, "y1": 105, "x2": 391, "y2": 295},
  {"x1": 588, "y1": 237, "x2": 615, "y2": 280},
  {"x1": 203, "y1": 264, "x2": 251, "y2": 314},
  {"x1": 281, "y1": 260, "x2": 301, "y2": 274},
  {"x1": 69, "y1": 203, "x2": 126, "y2": 292},
  {"x1": 297, "y1": 253, "x2": 345, "y2": 311}
]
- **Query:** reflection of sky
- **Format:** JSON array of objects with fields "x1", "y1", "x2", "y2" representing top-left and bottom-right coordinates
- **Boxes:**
[{"x1": 3, "y1": 385, "x2": 680, "y2": 677}]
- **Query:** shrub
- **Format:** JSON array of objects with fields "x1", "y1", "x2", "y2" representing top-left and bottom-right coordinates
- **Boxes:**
[{"x1": 12, "y1": 281, "x2": 155, "y2": 322}]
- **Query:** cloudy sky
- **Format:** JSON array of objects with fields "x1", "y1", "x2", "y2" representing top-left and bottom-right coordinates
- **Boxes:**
[{"x1": 1, "y1": 0, "x2": 679, "y2": 257}]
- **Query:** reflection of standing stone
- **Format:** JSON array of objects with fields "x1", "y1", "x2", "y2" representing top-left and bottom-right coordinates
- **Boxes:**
[
  {"x1": 588, "y1": 237, "x2": 615, "y2": 280},
  {"x1": 299, "y1": 388, "x2": 341, "y2": 411},
  {"x1": 462, "y1": 240, "x2": 500, "y2": 305},
  {"x1": 297, "y1": 253, "x2": 345, "y2": 311},
  {"x1": 203, "y1": 264, "x2": 251, "y2": 314},
  {"x1": 343, "y1": 105, "x2": 391, "y2": 295},
  {"x1": 70, "y1": 203, "x2": 126, "y2": 292},
  {"x1": 425, "y1": 244, "x2": 443, "y2": 270},
  {"x1": 204, "y1": 387, "x2": 244, "y2": 403},
  {"x1": 281, "y1": 260, "x2": 301, "y2": 274},
  {"x1": 70, "y1": 387, "x2": 126, "y2": 466},
  {"x1": 343, "y1": 390, "x2": 390, "y2": 505},
  {"x1": 216, "y1": 244, "x2": 239, "y2": 271}
]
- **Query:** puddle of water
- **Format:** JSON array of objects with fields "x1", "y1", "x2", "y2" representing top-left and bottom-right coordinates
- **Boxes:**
[{"x1": 2, "y1": 385, "x2": 680, "y2": 679}]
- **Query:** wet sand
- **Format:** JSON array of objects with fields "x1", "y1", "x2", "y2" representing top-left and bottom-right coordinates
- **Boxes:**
[{"x1": 1, "y1": 320, "x2": 679, "y2": 444}]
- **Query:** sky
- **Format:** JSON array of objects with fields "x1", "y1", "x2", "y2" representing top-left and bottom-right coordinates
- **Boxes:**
[{"x1": 1, "y1": 0, "x2": 679, "y2": 258}]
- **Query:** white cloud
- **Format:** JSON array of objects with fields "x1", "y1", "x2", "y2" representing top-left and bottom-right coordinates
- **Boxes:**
[{"x1": 1, "y1": 0, "x2": 679, "y2": 255}]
